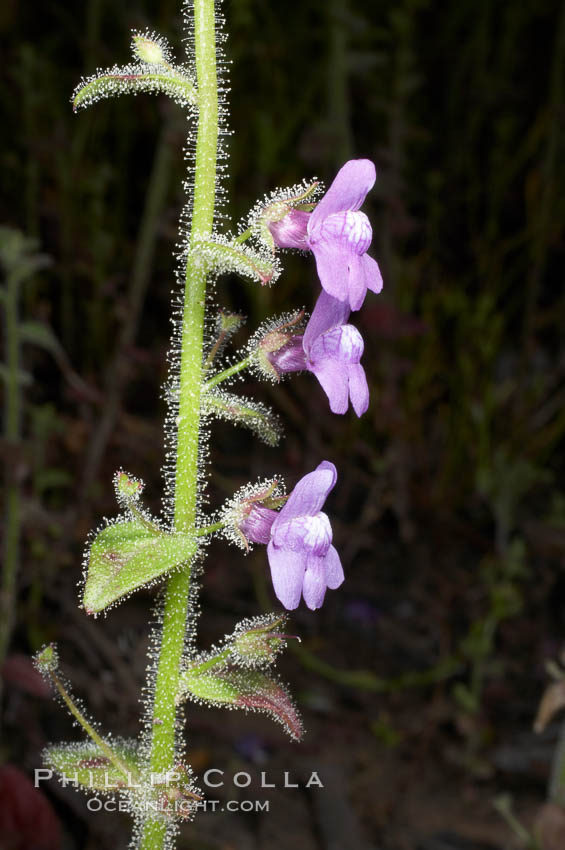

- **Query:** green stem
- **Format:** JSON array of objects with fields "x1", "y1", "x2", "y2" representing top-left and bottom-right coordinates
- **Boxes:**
[
  {"x1": 186, "y1": 648, "x2": 231, "y2": 676},
  {"x1": 203, "y1": 355, "x2": 253, "y2": 391},
  {"x1": 50, "y1": 670, "x2": 138, "y2": 782},
  {"x1": 233, "y1": 226, "x2": 252, "y2": 244},
  {"x1": 195, "y1": 520, "x2": 225, "y2": 536},
  {"x1": 140, "y1": 1, "x2": 219, "y2": 847}
]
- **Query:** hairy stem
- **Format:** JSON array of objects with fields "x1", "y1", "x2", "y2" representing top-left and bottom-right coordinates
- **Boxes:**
[
  {"x1": 195, "y1": 520, "x2": 225, "y2": 536},
  {"x1": 139, "y1": 1, "x2": 219, "y2": 847}
]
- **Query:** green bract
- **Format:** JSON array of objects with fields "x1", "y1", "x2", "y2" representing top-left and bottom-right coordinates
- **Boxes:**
[
  {"x1": 177, "y1": 669, "x2": 239, "y2": 704},
  {"x1": 202, "y1": 390, "x2": 282, "y2": 446},
  {"x1": 83, "y1": 521, "x2": 197, "y2": 614},
  {"x1": 177, "y1": 666, "x2": 303, "y2": 741},
  {"x1": 195, "y1": 239, "x2": 279, "y2": 285}
]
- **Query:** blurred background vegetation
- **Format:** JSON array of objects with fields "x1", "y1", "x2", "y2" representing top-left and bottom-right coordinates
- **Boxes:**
[{"x1": 2, "y1": 0, "x2": 565, "y2": 848}]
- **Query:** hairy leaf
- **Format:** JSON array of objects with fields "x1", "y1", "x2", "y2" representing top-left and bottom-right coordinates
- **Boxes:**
[{"x1": 83, "y1": 520, "x2": 197, "y2": 614}]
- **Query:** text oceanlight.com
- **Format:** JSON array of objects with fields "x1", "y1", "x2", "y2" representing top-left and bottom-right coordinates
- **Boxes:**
[{"x1": 86, "y1": 798, "x2": 271, "y2": 813}]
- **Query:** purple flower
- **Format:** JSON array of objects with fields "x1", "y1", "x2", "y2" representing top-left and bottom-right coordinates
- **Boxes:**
[
  {"x1": 240, "y1": 463, "x2": 344, "y2": 610},
  {"x1": 265, "y1": 291, "x2": 369, "y2": 417},
  {"x1": 268, "y1": 461, "x2": 344, "y2": 610},
  {"x1": 303, "y1": 290, "x2": 369, "y2": 416},
  {"x1": 268, "y1": 159, "x2": 383, "y2": 311}
]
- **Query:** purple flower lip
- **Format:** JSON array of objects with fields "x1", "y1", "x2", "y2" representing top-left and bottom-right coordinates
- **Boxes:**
[
  {"x1": 311, "y1": 209, "x2": 372, "y2": 257},
  {"x1": 266, "y1": 461, "x2": 344, "y2": 611}
]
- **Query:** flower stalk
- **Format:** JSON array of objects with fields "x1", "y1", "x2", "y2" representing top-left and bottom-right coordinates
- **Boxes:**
[
  {"x1": 139, "y1": 0, "x2": 219, "y2": 846},
  {"x1": 57, "y1": 0, "x2": 383, "y2": 845},
  {"x1": 203, "y1": 355, "x2": 253, "y2": 391}
]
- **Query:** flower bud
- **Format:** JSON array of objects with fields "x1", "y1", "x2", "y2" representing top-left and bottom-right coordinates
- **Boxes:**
[
  {"x1": 253, "y1": 311, "x2": 306, "y2": 381},
  {"x1": 178, "y1": 669, "x2": 239, "y2": 704},
  {"x1": 34, "y1": 643, "x2": 58, "y2": 676},
  {"x1": 114, "y1": 470, "x2": 144, "y2": 503},
  {"x1": 239, "y1": 504, "x2": 276, "y2": 545},
  {"x1": 221, "y1": 479, "x2": 288, "y2": 551},
  {"x1": 267, "y1": 208, "x2": 310, "y2": 249},
  {"x1": 233, "y1": 614, "x2": 295, "y2": 667},
  {"x1": 216, "y1": 310, "x2": 245, "y2": 336},
  {"x1": 265, "y1": 335, "x2": 306, "y2": 377},
  {"x1": 250, "y1": 180, "x2": 318, "y2": 252},
  {"x1": 131, "y1": 31, "x2": 170, "y2": 65}
]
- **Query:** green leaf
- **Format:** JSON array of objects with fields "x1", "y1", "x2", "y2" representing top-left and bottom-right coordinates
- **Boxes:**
[
  {"x1": 203, "y1": 390, "x2": 282, "y2": 446},
  {"x1": 83, "y1": 520, "x2": 197, "y2": 614},
  {"x1": 44, "y1": 740, "x2": 140, "y2": 793},
  {"x1": 73, "y1": 67, "x2": 198, "y2": 113}
]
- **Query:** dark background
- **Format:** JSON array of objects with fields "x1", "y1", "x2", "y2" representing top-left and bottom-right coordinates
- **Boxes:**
[{"x1": 2, "y1": 0, "x2": 565, "y2": 848}]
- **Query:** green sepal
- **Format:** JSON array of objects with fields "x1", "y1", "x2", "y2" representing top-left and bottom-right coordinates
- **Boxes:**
[
  {"x1": 203, "y1": 390, "x2": 282, "y2": 446},
  {"x1": 83, "y1": 520, "x2": 197, "y2": 614},
  {"x1": 44, "y1": 740, "x2": 140, "y2": 793}
]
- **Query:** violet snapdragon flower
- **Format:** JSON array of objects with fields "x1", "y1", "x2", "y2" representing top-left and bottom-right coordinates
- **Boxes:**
[
  {"x1": 268, "y1": 159, "x2": 383, "y2": 311},
  {"x1": 303, "y1": 290, "x2": 368, "y2": 416},
  {"x1": 239, "y1": 462, "x2": 344, "y2": 610},
  {"x1": 266, "y1": 291, "x2": 369, "y2": 417}
]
